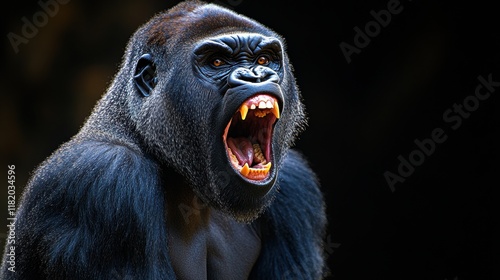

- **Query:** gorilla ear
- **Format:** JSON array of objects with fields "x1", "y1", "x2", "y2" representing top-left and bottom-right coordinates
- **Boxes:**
[{"x1": 133, "y1": 54, "x2": 157, "y2": 97}]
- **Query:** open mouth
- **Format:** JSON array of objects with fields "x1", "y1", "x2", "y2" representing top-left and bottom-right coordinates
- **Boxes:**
[{"x1": 223, "y1": 94, "x2": 280, "y2": 181}]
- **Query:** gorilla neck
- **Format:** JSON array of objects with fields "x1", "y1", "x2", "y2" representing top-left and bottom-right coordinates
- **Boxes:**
[
  {"x1": 164, "y1": 169, "x2": 261, "y2": 279},
  {"x1": 79, "y1": 88, "x2": 140, "y2": 148},
  {"x1": 165, "y1": 173, "x2": 211, "y2": 238}
]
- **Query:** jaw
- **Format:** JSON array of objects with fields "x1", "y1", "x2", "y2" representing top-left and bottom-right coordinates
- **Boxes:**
[{"x1": 189, "y1": 84, "x2": 284, "y2": 220}]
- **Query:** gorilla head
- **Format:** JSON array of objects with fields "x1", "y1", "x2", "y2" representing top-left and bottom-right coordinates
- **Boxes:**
[{"x1": 85, "y1": 1, "x2": 307, "y2": 222}]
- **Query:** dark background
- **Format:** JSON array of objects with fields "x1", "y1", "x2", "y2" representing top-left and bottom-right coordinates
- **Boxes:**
[{"x1": 1, "y1": 0, "x2": 498, "y2": 279}]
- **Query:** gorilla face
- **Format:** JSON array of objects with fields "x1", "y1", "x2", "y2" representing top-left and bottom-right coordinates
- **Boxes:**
[
  {"x1": 194, "y1": 33, "x2": 284, "y2": 181},
  {"x1": 195, "y1": 33, "x2": 286, "y2": 218},
  {"x1": 131, "y1": 2, "x2": 306, "y2": 221}
]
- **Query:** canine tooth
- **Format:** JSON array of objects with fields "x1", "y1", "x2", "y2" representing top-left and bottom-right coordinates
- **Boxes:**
[
  {"x1": 272, "y1": 101, "x2": 280, "y2": 119},
  {"x1": 250, "y1": 104, "x2": 256, "y2": 110},
  {"x1": 240, "y1": 163, "x2": 250, "y2": 176},
  {"x1": 258, "y1": 101, "x2": 267, "y2": 109},
  {"x1": 266, "y1": 100, "x2": 273, "y2": 108},
  {"x1": 262, "y1": 162, "x2": 272, "y2": 172},
  {"x1": 240, "y1": 104, "x2": 249, "y2": 120}
]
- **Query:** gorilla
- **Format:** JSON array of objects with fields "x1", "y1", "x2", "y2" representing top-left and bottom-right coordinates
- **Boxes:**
[{"x1": 1, "y1": 1, "x2": 327, "y2": 279}]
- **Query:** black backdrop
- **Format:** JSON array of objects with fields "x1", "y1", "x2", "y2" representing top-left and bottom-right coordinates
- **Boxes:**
[{"x1": 1, "y1": 1, "x2": 498, "y2": 279}]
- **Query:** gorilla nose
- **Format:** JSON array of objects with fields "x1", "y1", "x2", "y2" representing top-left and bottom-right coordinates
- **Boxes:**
[{"x1": 228, "y1": 66, "x2": 280, "y2": 87}]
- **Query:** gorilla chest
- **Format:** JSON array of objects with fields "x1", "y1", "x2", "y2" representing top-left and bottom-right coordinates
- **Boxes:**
[{"x1": 168, "y1": 210, "x2": 261, "y2": 280}]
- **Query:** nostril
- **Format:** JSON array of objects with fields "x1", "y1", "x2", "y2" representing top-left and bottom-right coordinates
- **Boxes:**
[
  {"x1": 228, "y1": 67, "x2": 280, "y2": 87},
  {"x1": 228, "y1": 68, "x2": 258, "y2": 87},
  {"x1": 261, "y1": 72, "x2": 279, "y2": 83},
  {"x1": 253, "y1": 66, "x2": 279, "y2": 83}
]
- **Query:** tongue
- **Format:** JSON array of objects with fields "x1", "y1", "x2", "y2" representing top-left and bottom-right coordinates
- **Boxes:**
[{"x1": 227, "y1": 137, "x2": 254, "y2": 166}]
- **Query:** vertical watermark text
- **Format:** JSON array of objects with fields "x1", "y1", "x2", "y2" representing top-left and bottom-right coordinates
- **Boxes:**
[{"x1": 6, "y1": 165, "x2": 17, "y2": 273}]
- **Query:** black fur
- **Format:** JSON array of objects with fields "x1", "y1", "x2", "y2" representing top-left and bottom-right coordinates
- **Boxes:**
[
  {"x1": 1, "y1": 1, "x2": 327, "y2": 279},
  {"x1": 249, "y1": 150, "x2": 327, "y2": 280},
  {"x1": 4, "y1": 141, "x2": 173, "y2": 279}
]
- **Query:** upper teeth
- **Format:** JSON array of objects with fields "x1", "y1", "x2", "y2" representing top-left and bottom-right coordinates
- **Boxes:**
[{"x1": 239, "y1": 95, "x2": 280, "y2": 120}]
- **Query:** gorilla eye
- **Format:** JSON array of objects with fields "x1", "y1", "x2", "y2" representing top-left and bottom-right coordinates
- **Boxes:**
[
  {"x1": 257, "y1": 56, "x2": 269, "y2": 65},
  {"x1": 212, "y1": 58, "x2": 225, "y2": 67}
]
